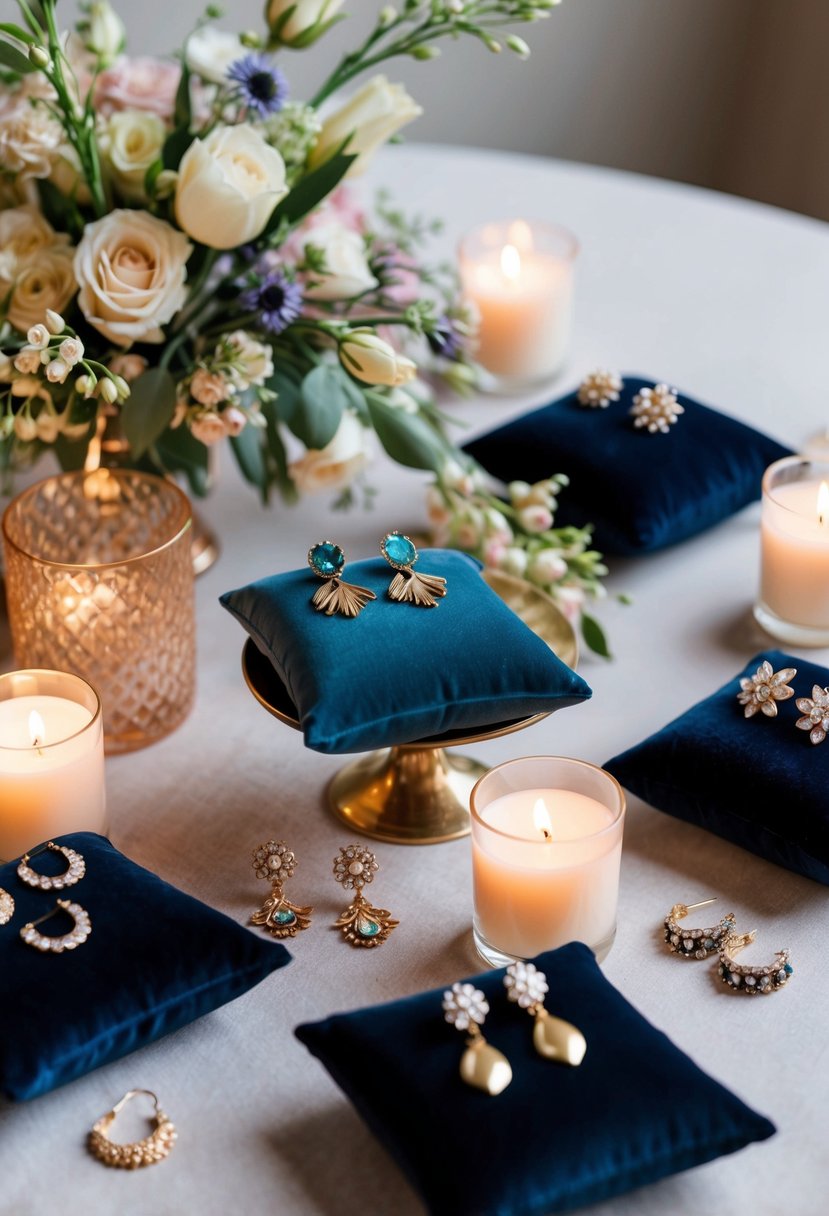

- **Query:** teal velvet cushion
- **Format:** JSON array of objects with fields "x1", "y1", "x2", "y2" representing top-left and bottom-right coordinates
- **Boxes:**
[
  {"x1": 0, "y1": 833, "x2": 291, "y2": 1101},
  {"x1": 606, "y1": 650, "x2": 829, "y2": 885},
  {"x1": 296, "y1": 943, "x2": 774, "y2": 1216},
  {"x1": 464, "y1": 376, "x2": 792, "y2": 555},
  {"x1": 220, "y1": 550, "x2": 591, "y2": 754}
]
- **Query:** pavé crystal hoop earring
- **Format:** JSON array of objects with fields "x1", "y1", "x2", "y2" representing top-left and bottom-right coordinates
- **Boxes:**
[
  {"x1": 663, "y1": 897, "x2": 736, "y2": 959},
  {"x1": 307, "y1": 541, "x2": 376, "y2": 618},
  {"x1": 332, "y1": 844, "x2": 398, "y2": 947},
  {"x1": 250, "y1": 839, "x2": 313, "y2": 938},
  {"x1": 718, "y1": 931, "x2": 794, "y2": 994},
  {"x1": 503, "y1": 961, "x2": 587, "y2": 1066},
  {"x1": 0, "y1": 888, "x2": 14, "y2": 925},
  {"x1": 88, "y1": 1090, "x2": 177, "y2": 1169},
  {"x1": 442, "y1": 982, "x2": 512, "y2": 1095},
  {"x1": 17, "y1": 841, "x2": 86, "y2": 890},
  {"x1": 19, "y1": 899, "x2": 91, "y2": 953},
  {"x1": 380, "y1": 531, "x2": 447, "y2": 608}
]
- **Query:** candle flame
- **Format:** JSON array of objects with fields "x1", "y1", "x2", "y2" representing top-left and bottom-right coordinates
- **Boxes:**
[
  {"x1": 818, "y1": 481, "x2": 829, "y2": 526},
  {"x1": 29, "y1": 710, "x2": 45, "y2": 749},
  {"x1": 500, "y1": 243, "x2": 521, "y2": 282},
  {"x1": 533, "y1": 797, "x2": 553, "y2": 841}
]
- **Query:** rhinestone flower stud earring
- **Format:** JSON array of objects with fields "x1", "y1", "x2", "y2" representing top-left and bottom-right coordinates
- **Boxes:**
[
  {"x1": 795, "y1": 684, "x2": 829, "y2": 744},
  {"x1": 630, "y1": 383, "x2": 684, "y2": 434},
  {"x1": 380, "y1": 531, "x2": 447, "y2": 608},
  {"x1": 577, "y1": 369, "x2": 622, "y2": 409},
  {"x1": 307, "y1": 541, "x2": 376, "y2": 618},
  {"x1": 737, "y1": 660, "x2": 797, "y2": 718},
  {"x1": 442, "y1": 982, "x2": 512, "y2": 1095},
  {"x1": 332, "y1": 844, "x2": 398, "y2": 947},
  {"x1": 250, "y1": 839, "x2": 313, "y2": 938},
  {"x1": 503, "y1": 961, "x2": 587, "y2": 1066}
]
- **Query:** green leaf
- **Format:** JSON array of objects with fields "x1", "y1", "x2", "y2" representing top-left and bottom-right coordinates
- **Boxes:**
[
  {"x1": 581, "y1": 612, "x2": 612, "y2": 660},
  {"x1": 0, "y1": 24, "x2": 35, "y2": 44},
  {"x1": 162, "y1": 126, "x2": 193, "y2": 171},
  {"x1": 120, "y1": 368, "x2": 177, "y2": 459},
  {"x1": 267, "y1": 365, "x2": 302, "y2": 426},
  {"x1": 0, "y1": 37, "x2": 35, "y2": 73},
  {"x1": 231, "y1": 425, "x2": 268, "y2": 505},
  {"x1": 365, "y1": 395, "x2": 448, "y2": 471},
  {"x1": 291, "y1": 365, "x2": 346, "y2": 449},
  {"x1": 53, "y1": 430, "x2": 94, "y2": 471},
  {"x1": 153, "y1": 424, "x2": 210, "y2": 498},
  {"x1": 265, "y1": 150, "x2": 357, "y2": 233},
  {"x1": 174, "y1": 60, "x2": 191, "y2": 130},
  {"x1": 260, "y1": 398, "x2": 298, "y2": 503}
]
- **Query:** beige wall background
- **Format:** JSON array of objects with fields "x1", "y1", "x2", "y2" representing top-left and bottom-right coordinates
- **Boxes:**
[{"x1": 65, "y1": 0, "x2": 829, "y2": 221}]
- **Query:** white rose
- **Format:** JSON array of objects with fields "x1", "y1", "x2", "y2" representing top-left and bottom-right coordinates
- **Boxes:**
[
  {"x1": 84, "y1": 1, "x2": 125, "y2": 66},
  {"x1": 226, "y1": 330, "x2": 274, "y2": 389},
  {"x1": 185, "y1": 26, "x2": 247, "y2": 85},
  {"x1": 8, "y1": 246, "x2": 77, "y2": 334},
  {"x1": 14, "y1": 347, "x2": 42, "y2": 374},
  {"x1": 0, "y1": 94, "x2": 62, "y2": 180},
  {"x1": 59, "y1": 337, "x2": 85, "y2": 366},
  {"x1": 0, "y1": 207, "x2": 67, "y2": 281},
  {"x1": 339, "y1": 330, "x2": 416, "y2": 387},
  {"x1": 26, "y1": 324, "x2": 51, "y2": 350},
  {"x1": 304, "y1": 223, "x2": 378, "y2": 301},
  {"x1": 175, "y1": 125, "x2": 289, "y2": 250},
  {"x1": 99, "y1": 109, "x2": 166, "y2": 201},
  {"x1": 309, "y1": 76, "x2": 422, "y2": 178},
  {"x1": 266, "y1": 0, "x2": 344, "y2": 46},
  {"x1": 527, "y1": 549, "x2": 568, "y2": 585},
  {"x1": 288, "y1": 411, "x2": 371, "y2": 495},
  {"x1": 74, "y1": 209, "x2": 191, "y2": 345}
]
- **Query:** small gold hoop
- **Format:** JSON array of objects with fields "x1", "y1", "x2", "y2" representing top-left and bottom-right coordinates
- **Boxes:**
[
  {"x1": 88, "y1": 1089, "x2": 177, "y2": 1169},
  {"x1": 718, "y1": 931, "x2": 794, "y2": 994},
  {"x1": 663, "y1": 898, "x2": 736, "y2": 959},
  {"x1": 17, "y1": 842, "x2": 86, "y2": 891}
]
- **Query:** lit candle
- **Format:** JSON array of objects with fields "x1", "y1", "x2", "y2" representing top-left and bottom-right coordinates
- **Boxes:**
[
  {"x1": 0, "y1": 670, "x2": 106, "y2": 861},
  {"x1": 459, "y1": 219, "x2": 578, "y2": 383},
  {"x1": 756, "y1": 457, "x2": 829, "y2": 645},
  {"x1": 470, "y1": 757, "x2": 625, "y2": 966}
]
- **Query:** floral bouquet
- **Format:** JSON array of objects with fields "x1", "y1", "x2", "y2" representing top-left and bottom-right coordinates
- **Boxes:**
[{"x1": 0, "y1": 0, "x2": 611, "y2": 652}]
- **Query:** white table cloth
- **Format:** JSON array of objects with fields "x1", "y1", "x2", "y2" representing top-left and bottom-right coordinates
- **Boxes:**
[{"x1": 2, "y1": 144, "x2": 828, "y2": 1216}]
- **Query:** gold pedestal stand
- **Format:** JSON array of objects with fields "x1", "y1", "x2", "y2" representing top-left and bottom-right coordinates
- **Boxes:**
[{"x1": 241, "y1": 569, "x2": 579, "y2": 846}]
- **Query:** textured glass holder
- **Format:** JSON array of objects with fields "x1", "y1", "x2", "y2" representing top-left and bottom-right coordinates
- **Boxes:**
[
  {"x1": 0, "y1": 668, "x2": 106, "y2": 862},
  {"x1": 458, "y1": 219, "x2": 578, "y2": 390},
  {"x1": 470, "y1": 756, "x2": 625, "y2": 968},
  {"x1": 755, "y1": 456, "x2": 829, "y2": 647},
  {"x1": 2, "y1": 470, "x2": 195, "y2": 753}
]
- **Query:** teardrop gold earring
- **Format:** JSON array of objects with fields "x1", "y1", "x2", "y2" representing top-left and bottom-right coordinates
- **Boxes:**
[
  {"x1": 503, "y1": 961, "x2": 587, "y2": 1066},
  {"x1": 442, "y1": 982, "x2": 512, "y2": 1095}
]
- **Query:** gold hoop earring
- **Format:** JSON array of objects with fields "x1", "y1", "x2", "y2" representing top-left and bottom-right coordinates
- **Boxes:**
[
  {"x1": 718, "y1": 931, "x2": 794, "y2": 994},
  {"x1": 17, "y1": 841, "x2": 86, "y2": 890},
  {"x1": 663, "y1": 897, "x2": 736, "y2": 959},
  {"x1": 19, "y1": 899, "x2": 91, "y2": 953},
  {"x1": 0, "y1": 888, "x2": 14, "y2": 925},
  {"x1": 88, "y1": 1090, "x2": 177, "y2": 1169}
]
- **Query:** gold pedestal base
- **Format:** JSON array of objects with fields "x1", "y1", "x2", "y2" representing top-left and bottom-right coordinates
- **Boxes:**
[{"x1": 328, "y1": 746, "x2": 487, "y2": 845}]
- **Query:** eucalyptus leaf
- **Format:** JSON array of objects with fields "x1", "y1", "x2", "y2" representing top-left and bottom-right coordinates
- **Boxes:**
[
  {"x1": 0, "y1": 23, "x2": 35, "y2": 44},
  {"x1": 291, "y1": 365, "x2": 346, "y2": 450},
  {"x1": 162, "y1": 126, "x2": 193, "y2": 171},
  {"x1": 153, "y1": 425, "x2": 210, "y2": 498},
  {"x1": 365, "y1": 395, "x2": 448, "y2": 471},
  {"x1": 267, "y1": 365, "x2": 302, "y2": 426},
  {"x1": 231, "y1": 426, "x2": 269, "y2": 505},
  {"x1": 266, "y1": 150, "x2": 357, "y2": 232},
  {"x1": 0, "y1": 37, "x2": 35, "y2": 73},
  {"x1": 120, "y1": 368, "x2": 176, "y2": 459},
  {"x1": 581, "y1": 612, "x2": 612, "y2": 660},
  {"x1": 260, "y1": 398, "x2": 298, "y2": 503}
]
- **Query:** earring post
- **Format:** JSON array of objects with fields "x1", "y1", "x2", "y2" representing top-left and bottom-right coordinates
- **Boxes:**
[{"x1": 685, "y1": 898, "x2": 717, "y2": 911}]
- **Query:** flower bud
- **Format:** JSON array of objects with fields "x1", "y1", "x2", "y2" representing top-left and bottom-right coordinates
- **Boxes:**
[
  {"x1": 379, "y1": 6, "x2": 397, "y2": 27},
  {"x1": 26, "y1": 324, "x2": 51, "y2": 350},
  {"x1": 507, "y1": 35, "x2": 531, "y2": 59},
  {"x1": 528, "y1": 549, "x2": 568, "y2": 585},
  {"x1": 411, "y1": 45, "x2": 440, "y2": 60},
  {"x1": 84, "y1": 1, "x2": 126, "y2": 67},
  {"x1": 517, "y1": 504, "x2": 554, "y2": 534},
  {"x1": 484, "y1": 37, "x2": 502, "y2": 53},
  {"x1": 500, "y1": 547, "x2": 528, "y2": 578},
  {"x1": 44, "y1": 310, "x2": 65, "y2": 335},
  {"x1": 99, "y1": 377, "x2": 119, "y2": 403},
  {"x1": 339, "y1": 330, "x2": 416, "y2": 388},
  {"x1": 28, "y1": 45, "x2": 50, "y2": 70}
]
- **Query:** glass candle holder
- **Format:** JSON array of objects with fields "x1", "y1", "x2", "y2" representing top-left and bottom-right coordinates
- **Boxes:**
[
  {"x1": 458, "y1": 219, "x2": 578, "y2": 389},
  {"x1": 470, "y1": 756, "x2": 625, "y2": 968},
  {"x1": 2, "y1": 469, "x2": 195, "y2": 753},
  {"x1": 755, "y1": 456, "x2": 829, "y2": 646},
  {"x1": 0, "y1": 668, "x2": 105, "y2": 862}
]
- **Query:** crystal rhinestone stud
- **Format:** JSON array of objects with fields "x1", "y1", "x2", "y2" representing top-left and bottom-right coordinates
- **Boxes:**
[
  {"x1": 663, "y1": 897, "x2": 737, "y2": 959},
  {"x1": 630, "y1": 383, "x2": 684, "y2": 434},
  {"x1": 577, "y1": 369, "x2": 622, "y2": 409},
  {"x1": 250, "y1": 839, "x2": 313, "y2": 938},
  {"x1": 332, "y1": 843, "x2": 398, "y2": 947},
  {"x1": 380, "y1": 531, "x2": 447, "y2": 608},
  {"x1": 307, "y1": 541, "x2": 376, "y2": 618},
  {"x1": 795, "y1": 685, "x2": 829, "y2": 745},
  {"x1": 442, "y1": 982, "x2": 512, "y2": 1095},
  {"x1": 503, "y1": 961, "x2": 587, "y2": 1066},
  {"x1": 718, "y1": 931, "x2": 793, "y2": 995},
  {"x1": 737, "y1": 660, "x2": 797, "y2": 718}
]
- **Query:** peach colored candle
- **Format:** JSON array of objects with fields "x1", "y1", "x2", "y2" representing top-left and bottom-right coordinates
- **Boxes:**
[
  {"x1": 0, "y1": 672, "x2": 106, "y2": 861},
  {"x1": 761, "y1": 480, "x2": 829, "y2": 628},
  {"x1": 470, "y1": 758, "x2": 624, "y2": 967},
  {"x1": 459, "y1": 221, "x2": 577, "y2": 382}
]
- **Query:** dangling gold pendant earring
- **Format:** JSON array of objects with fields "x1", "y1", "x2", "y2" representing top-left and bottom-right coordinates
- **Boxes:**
[
  {"x1": 307, "y1": 541, "x2": 376, "y2": 618},
  {"x1": 332, "y1": 844, "x2": 398, "y2": 947},
  {"x1": 503, "y1": 961, "x2": 587, "y2": 1066},
  {"x1": 250, "y1": 839, "x2": 313, "y2": 938},
  {"x1": 380, "y1": 532, "x2": 447, "y2": 608},
  {"x1": 442, "y1": 982, "x2": 512, "y2": 1095}
]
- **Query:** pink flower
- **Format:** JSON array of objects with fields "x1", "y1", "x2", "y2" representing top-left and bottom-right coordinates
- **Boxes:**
[
  {"x1": 96, "y1": 57, "x2": 181, "y2": 121},
  {"x1": 110, "y1": 353, "x2": 148, "y2": 382},
  {"x1": 222, "y1": 407, "x2": 247, "y2": 437},
  {"x1": 190, "y1": 412, "x2": 227, "y2": 446},
  {"x1": 556, "y1": 586, "x2": 586, "y2": 622},
  {"x1": 191, "y1": 368, "x2": 229, "y2": 406},
  {"x1": 483, "y1": 537, "x2": 507, "y2": 568},
  {"x1": 517, "y1": 504, "x2": 554, "y2": 534}
]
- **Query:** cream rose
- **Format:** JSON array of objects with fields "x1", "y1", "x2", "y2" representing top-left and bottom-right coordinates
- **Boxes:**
[
  {"x1": 0, "y1": 94, "x2": 62, "y2": 180},
  {"x1": 175, "y1": 125, "x2": 289, "y2": 250},
  {"x1": 309, "y1": 76, "x2": 422, "y2": 178},
  {"x1": 339, "y1": 330, "x2": 416, "y2": 388},
  {"x1": 0, "y1": 206, "x2": 67, "y2": 277},
  {"x1": 266, "y1": 0, "x2": 344, "y2": 45},
  {"x1": 304, "y1": 223, "x2": 378, "y2": 301},
  {"x1": 8, "y1": 246, "x2": 77, "y2": 334},
  {"x1": 226, "y1": 331, "x2": 274, "y2": 389},
  {"x1": 288, "y1": 411, "x2": 371, "y2": 495},
  {"x1": 99, "y1": 109, "x2": 166, "y2": 202},
  {"x1": 185, "y1": 26, "x2": 247, "y2": 85},
  {"x1": 74, "y1": 209, "x2": 191, "y2": 345}
]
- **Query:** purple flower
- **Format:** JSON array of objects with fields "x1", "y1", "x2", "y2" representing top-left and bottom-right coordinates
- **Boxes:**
[
  {"x1": 227, "y1": 53, "x2": 288, "y2": 119},
  {"x1": 428, "y1": 315, "x2": 463, "y2": 360},
  {"x1": 241, "y1": 272, "x2": 303, "y2": 334}
]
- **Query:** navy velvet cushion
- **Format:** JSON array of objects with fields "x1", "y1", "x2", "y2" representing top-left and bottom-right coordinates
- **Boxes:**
[
  {"x1": 464, "y1": 376, "x2": 792, "y2": 555},
  {"x1": 0, "y1": 832, "x2": 291, "y2": 1101},
  {"x1": 296, "y1": 942, "x2": 774, "y2": 1216},
  {"x1": 220, "y1": 550, "x2": 591, "y2": 754},
  {"x1": 606, "y1": 650, "x2": 829, "y2": 885}
]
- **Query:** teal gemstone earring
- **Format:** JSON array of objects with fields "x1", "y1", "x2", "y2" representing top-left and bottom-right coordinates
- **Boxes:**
[
  {"x1": 307, "y1": 541, "x2": 376, "y2": 618},
  {"x1": 380, "y1": 532, "x2": 447, "y2": 608}
]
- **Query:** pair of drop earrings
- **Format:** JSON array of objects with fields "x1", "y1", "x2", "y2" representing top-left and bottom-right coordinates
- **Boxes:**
[
  {"x1": 250, "y1": 839, "x2": 398, "y2": 948},
  {"x1": 442, "y1": 961, "x2": 587, "y2": 1096},
  {"x1": 307, "y1": 531, "x2": 447, "y2": 618}
]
